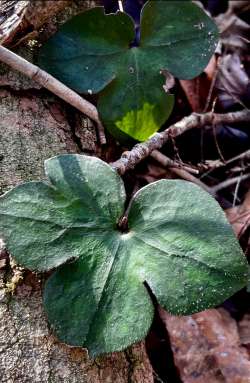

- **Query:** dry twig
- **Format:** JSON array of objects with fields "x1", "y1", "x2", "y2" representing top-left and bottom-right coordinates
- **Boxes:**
[
  {"x1": 210, "y1": 173, "x2": 250, "y2": 194},
  {"x1": 169, "y1": 167, "x2": 213, "y2": 195},
  {"x1": 226, "y1": 149, "x2": 250, "y2": 167},
  {"x1": 150, "y1": 150, "x2": 199, "y2": 175},
  {"x1": 1, "y1": 46, "x2": 250, "y2": 173},
  {"x1": 112, "y1": 109, "x2": 250, "y2": 175},
  {"x1": 0, "y1": 44, "x2": 106, "y2": 144}
]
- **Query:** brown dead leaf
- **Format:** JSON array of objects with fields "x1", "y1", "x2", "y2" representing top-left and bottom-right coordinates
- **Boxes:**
[
  {"x1": 204, "y1": 54, "x2": 218, "y2": 81},
  {"x1": 226, "y1": 189, "x2": 250, "y2": 237},
  {"x1": 216, "y1": 2, "x2": 250, "y2": 52},
  {"x1": 160, "y1": 307, "x2": 250, "y2": 383},
  {"x1": 239, "y1": 314, "x2": 250, "y2": 348},
  {"x1": 180, "y1": 55, "x2": 218, "y2": 112},
  {"x1": 216, "y1": 54, "x2": 249, "y2": 108}
]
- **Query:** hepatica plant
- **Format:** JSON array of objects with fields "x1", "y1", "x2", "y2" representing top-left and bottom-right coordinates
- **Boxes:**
[
  {"x1": 0, "y1": 154, "x2": 248, "y2": 357},
  {"x1": 38, "y1": 0, "x2": 219, "y2": 141}
]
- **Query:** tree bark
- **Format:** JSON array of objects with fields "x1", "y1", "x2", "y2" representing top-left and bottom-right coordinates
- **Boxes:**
[{"x1": 0, "y1": 1, "x2": 154, "y2": 382}]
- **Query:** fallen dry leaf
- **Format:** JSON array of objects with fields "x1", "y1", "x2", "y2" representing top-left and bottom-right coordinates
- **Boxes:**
[
  {"x1": 180, "y1": 55, "x2": 218, "y2": 112},
  {"x1": 216, "y1": 54, "x2": 249, "y2": 109},
  {"x1": 239, "y1": 314, "x2": 250, "y2": 349},
  {"x1": 160, "y1": 307, "x2": 250, "y2": 383},
  {"x1": 226, "y1": 189, "x2": 250, "y2": 237},
  {"x1": 216, "y1": 3, "x2": 250, "y2": 52}
]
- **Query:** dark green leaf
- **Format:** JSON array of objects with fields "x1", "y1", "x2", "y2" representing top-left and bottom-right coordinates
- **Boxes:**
[
  {"x1": 140, "y1": 0, "x2": 219, "y2": 79},
  {"x1": 0, "y1": 155, "x2": 125, "y2": 270},
  {"x1": 38, "y1": 1, "x2": 218, "y2": 141},
  {"x1": 0, "y1": 155, "x2": 246, "y2": 357}
]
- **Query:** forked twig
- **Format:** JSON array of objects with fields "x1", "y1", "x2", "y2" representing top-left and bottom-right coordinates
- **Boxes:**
[{"x1": 111, "y1": 109, "x2": 250, "y2": 174}]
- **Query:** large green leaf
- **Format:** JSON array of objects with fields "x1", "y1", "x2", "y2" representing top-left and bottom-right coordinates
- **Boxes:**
[
  {"x1": 38, "y1": 1, "x2": 218, "y2": 141},
  {"x1": 0, "y1": 155, "x2": 246, "y2": 357},
  {"x1": 0, "y1": 155, "x2": 125, "y2": 270}
]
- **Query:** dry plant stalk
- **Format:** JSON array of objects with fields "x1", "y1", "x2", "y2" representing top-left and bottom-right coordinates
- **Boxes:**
[{"x1": 111, "y1": 109, "x2": 250, "y2": 174}]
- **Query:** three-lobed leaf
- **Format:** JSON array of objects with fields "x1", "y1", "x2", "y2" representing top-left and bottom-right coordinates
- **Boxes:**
[
  {"x1": 38, "y1": 1, "x2": 219, "y2": 141},
  {"x1": 0, "y1": 154, "x2": 247, "y2": 357}
]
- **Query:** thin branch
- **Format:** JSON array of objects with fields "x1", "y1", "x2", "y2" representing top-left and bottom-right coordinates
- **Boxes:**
[
  {"x1": 226, "y1": 149, "x2": 250, "y2": 166},
  {"x1": 150, "y1": 150, "x2": 199, "y2": 175},
  {"x1": 2, "y1": 47, "x2": 250, "y2": 172},
  {"x1": 0, "y1": 44, "x2": 106, "y2": 144},
  {"x1": 212, "y1": 116, "x2": 226, "y2": 162},
  {"x1": 199, "y1": 149, "x2": 250, "y2": 181},
  {"x1": 210, "y1": 173, "x2": 250, "y2": 193},
  {"x1": 232, "y1": 171, "x2": 243, "y2": 207},
  {"x1": 111, "y1": 109, "x2": 250, "y2": 175},
  {"x1": 169, "y1": 167, "x2": 213, "y2": 195},
  {"x1": 203, "y1": 57, "x2": 221, "y2": 113}
]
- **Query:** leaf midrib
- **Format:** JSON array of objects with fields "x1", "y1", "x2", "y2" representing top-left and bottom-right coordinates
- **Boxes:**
[
  {"x1": 132, "y1": 233, "x2": 239, "y2": 279},
  {"x1": 84, "y1": 234, "x2": 122, "y2": 345},
  {"x1": 46, "y1": 50, "x2": 126, "y2": 62},
  {"x1": 0, "y1": 212, "x2": 113, "y2": 229},
  {"x1": 142, "y1": 31, "x2": 215, "y2": 49}
]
